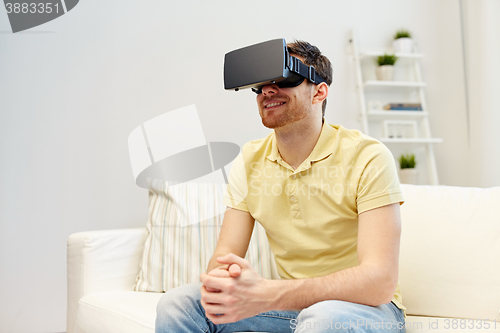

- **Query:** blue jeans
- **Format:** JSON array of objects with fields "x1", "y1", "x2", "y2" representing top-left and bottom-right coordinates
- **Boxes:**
[{"x1": 155, "y1": 283, "x2": 406, "y2": 333}]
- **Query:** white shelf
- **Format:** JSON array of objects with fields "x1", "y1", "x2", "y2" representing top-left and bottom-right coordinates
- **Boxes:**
[
  {"x1": 350, "y1": 29, "x2": 441, "y2": 185},
  {"x1": 364, "y1": 81, "x2": 426, "y2": 88},
  {"x1": 379, "y1": 138, "x2": 443, "y2": 144},
  {"x1": 367, "y1": 110, "x2": 429, "y2": 118}
]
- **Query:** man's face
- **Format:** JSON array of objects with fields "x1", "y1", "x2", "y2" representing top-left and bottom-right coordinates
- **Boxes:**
[{"x1": 256, "y1": 76, "x2": 315, "y2": 129}]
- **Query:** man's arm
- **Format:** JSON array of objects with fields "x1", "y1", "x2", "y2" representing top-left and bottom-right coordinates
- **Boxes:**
[
  {"x1": 206, "y1": 207, "x2": 255, "y2": 273},
  {"x1": 272, "y1": 202, "x2": 401, "y2": 309},
  {"x1": 200, "y1": 203, "x2": 401, "y2": 323}
]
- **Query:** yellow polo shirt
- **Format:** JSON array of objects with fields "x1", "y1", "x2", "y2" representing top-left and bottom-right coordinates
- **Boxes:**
[{"x1": 223, "y1": 120, "x2": 406, "y2": 316}]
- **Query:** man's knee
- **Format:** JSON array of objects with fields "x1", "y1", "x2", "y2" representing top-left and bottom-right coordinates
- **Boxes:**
[
  {"x1": 155, "y1": 283, "x2": 208, "y2": 332},
  {"x1": 295, "y1": 300, "x2": 349, "y2": 332},
  {"x1": 295, "y1": 300, "x2": 394, "y2": 333},
  {"x1": 156, "y1": 283, "x2": 202, "y2": 315}
]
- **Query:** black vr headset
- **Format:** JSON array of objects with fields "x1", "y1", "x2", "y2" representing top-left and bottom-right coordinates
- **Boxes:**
[{"x1": 224, "y1": 38, "x2": 328, "y2": 94}]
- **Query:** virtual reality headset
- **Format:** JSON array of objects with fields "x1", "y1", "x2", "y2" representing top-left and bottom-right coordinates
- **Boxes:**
[{"x1": 224, "y1": 38, "x2": 328, "y2": 94}]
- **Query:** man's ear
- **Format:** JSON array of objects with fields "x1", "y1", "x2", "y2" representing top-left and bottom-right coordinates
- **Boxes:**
[{"x1": 312, "y1": 82, "x2": 328, "y2": 106}]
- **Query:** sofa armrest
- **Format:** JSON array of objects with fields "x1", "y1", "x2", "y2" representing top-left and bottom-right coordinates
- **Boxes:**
[{"x1": 67, "y1": 228, "x2": 147, "y2": 333}]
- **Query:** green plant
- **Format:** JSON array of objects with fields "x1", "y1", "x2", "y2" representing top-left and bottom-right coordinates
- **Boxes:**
[
  {"x1": 394, "y1": 29, "x2": 412, "y2": 39},
  {"x1": 376, "y1": 54, "x2": 398, "y2": 66},
  {"x1": 399, "y1": 153, "x2": 417, "y2": 169}
]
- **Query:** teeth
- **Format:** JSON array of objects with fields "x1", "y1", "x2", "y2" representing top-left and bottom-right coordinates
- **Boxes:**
[{"x1": 265, "y1": 102, "x2": 285, "y2": 108}]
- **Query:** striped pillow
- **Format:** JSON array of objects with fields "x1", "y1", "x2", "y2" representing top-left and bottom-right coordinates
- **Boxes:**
[{"x1": 134, "y1": 182, "x2": 274, "y2": 292}]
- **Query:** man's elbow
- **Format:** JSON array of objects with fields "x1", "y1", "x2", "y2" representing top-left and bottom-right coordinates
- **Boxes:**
[
  {"x1": 372, "y1": 274, "x2": 398, "y2": 306},
  {"x1": 377, "y1": 290, "x2": 396, "y2": 306},
  {"x1": 362, "y1": 267, "x2": 398, "y2": 306}
]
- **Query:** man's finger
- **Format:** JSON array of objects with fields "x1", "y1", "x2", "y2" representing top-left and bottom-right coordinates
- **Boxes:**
[
  {"x1": 200, "y1": 281, "x2": 219, "y2": 293},
  {"x1": 208, "y1": 268, "x2": 231, "y2": 278},
  {"x1": 200, "y1": 273, "x2": 231, "y2": 291},
  {"x1": 228, "y1": 263, "x2": 242, "y2": 277},
  {"x1": 200, "y1": 284, "x2": 224, "y2": 302},
  {"x1": 200, "y1": 296, "x2": 227, "y2": 317},
  {"x1": 216, "y1": 253, "x2": 249, "y2": 269},
  {"x1": 201, "y1": 289, "x2": 225, "y2": 304}
]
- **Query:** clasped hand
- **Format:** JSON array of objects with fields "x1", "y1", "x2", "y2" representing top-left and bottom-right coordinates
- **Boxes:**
[{"x1": 200, "y1": 253, "x2": 270, "y2": 325}]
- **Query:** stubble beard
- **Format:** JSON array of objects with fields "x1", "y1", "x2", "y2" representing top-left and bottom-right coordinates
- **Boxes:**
[{"x1": 261, "y1": 102, "x2": 310, "y2": 129}]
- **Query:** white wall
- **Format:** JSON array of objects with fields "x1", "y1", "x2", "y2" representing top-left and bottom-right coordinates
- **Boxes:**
[
  {"x1": 463, "y1": 0, "x2": 500, "y2": 187},
  {"x1": 0, "y1": 0, "x2": 483, "y2": 331}
]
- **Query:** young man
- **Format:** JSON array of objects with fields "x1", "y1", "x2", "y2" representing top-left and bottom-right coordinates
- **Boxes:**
[{"x1": 155, "y1": 40, "x2": 406, "y2": 332}]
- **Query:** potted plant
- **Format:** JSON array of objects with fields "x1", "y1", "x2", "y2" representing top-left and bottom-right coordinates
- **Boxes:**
[
  {"x1": 375, "y1": 54, "x2": 398, "y2": 81},
  {"x1": 398, "y1": 153, "x2": 418, "y2": 184},
  {"x1": 393, "y1": 29, "x2": 413, "y2": 53}
]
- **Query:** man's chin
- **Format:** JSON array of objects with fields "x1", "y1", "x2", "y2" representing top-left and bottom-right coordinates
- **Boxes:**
[{"x1": 261, "y1": 118, "x2": 285, "y2": 129}]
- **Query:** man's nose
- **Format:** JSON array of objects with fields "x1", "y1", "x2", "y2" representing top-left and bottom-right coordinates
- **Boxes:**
[{"x1": 261, "y1": 84, "x2": 279, "y2": 95}]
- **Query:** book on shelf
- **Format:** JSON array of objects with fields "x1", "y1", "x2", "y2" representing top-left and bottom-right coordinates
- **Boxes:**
[{"x1": 383, "y1": 103, "x2": 422, "y2": 111}]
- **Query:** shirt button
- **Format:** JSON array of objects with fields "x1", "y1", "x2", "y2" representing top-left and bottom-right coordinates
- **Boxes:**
[
  {"x1": 291, "y1": 174, "x2": 296, "y2": 179},
  {"x1": 290, "y1": 195, "x2": 297, "y2": 202}
]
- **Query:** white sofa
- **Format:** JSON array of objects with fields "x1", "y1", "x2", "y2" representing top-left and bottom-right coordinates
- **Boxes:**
[{"x1": 67, "y1": 184, "x2": 500, "y2": 333}]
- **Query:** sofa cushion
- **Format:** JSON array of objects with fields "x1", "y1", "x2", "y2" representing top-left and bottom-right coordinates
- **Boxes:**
[
  {"x1": 399, "y1": 184, "x2": 500, "y2": 320},
  {"x1": 74, "y1": 291, "x2": 162, "y2": 333},
  {"x1": 134, "y1": 182, "x2": 276, "y2": 292},
  {"x1": 75, "y1": 291, "x2": 271, "y2": 333},
  {"x1": 75, "y1": 291, "x2": 500, "y2": 333}
]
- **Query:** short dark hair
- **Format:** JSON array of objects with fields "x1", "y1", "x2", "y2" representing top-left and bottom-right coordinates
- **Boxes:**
[{"x1": 287, "y1": 40, "x2": 333, "y2": 117}]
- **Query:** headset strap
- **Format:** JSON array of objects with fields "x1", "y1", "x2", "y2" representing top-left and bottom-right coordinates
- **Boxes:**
[{"x1": 289, "y1": 56, "x2": 328, "y2": 85}]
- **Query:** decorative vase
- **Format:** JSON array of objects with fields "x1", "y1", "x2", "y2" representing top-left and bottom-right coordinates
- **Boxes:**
[
  {"x1": 375, "y1": 65, "x2": 394, "y2": 81},
  {"x1": 399, "y1": 168, "x2": 418, "y2": 185},
  {"x1": 393, "y1": 38, "x2": 414, "y2": 53}
]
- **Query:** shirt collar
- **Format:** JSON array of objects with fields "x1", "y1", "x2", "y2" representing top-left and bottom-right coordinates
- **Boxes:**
[
  {"x1": 267, "y1": 134, "x2": 280, "y2": 162},
  {"x1": 266, "y1": 119, "x2": 336, "y2": 167},
  {"x1": 308, "y1": 119, "x2": 336, "y2": 162}
]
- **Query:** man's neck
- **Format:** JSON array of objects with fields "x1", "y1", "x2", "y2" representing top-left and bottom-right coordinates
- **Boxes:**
[{"x1": 274, "y1": 116, "x2": 323, "y2": 170}]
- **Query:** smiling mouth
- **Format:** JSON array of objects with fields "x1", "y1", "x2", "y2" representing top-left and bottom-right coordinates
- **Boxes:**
[{"x1": 265, "y1": 102, "x2": 286, "y2": 109}]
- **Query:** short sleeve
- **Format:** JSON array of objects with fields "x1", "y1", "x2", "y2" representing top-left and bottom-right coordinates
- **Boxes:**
[
  {"x1": 355, "y1": 139, "x2": 404, "y2": 214},
  {"x1": 223, "y1": 153, "x2": 250, "y2": 212}
]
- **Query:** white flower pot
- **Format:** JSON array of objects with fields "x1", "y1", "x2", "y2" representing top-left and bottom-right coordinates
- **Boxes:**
[
  {"x1": 399, "y1": 168, "x2": 418, "y2": 185},
  {"x1": 393, "y1": 38, "x2": 414, "y2": 53},
  {"x1": 376, "y1": 65, "x2": 394, "y2": 81}
]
